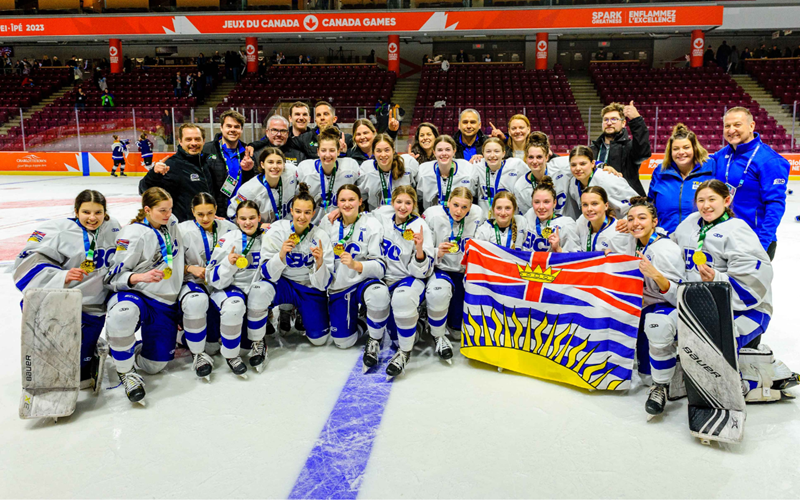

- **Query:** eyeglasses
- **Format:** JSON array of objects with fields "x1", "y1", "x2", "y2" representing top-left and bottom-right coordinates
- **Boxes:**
[
  {"x1": 603, "y1": 117, "x2": 622, "y2": 123},
  {"x1": 268, "y1": 128, "x2": 289, "y2": 135}
]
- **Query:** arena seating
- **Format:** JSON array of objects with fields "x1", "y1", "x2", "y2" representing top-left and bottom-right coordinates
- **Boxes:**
[
  {"x1": 411, "y1": 64, "x2": 587, "y2": 152},
  {"x1": 216, "y1": 64, "x2": 396, "y2": 124},
  {"x1": 0, "y1": 68, "x2": 72, "y2": 126},
  {"x1": 590, "y1": 62, "x2": 793, "y2": 152},
  {"x1": 745, "y1": 58, "x2": 800, "y2": 106}
]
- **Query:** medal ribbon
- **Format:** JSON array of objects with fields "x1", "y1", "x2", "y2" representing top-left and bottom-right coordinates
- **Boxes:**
[
  {"x1": 194, "y1": 221, "x2": 217, "y2": 265},
  {"x1": 435, "y1": 162, "x2": 455, "y2": 208},
  {"x1": 586, "y1": 216, "x2": 612, "y2": 252},
  {"x1": 291, "y1": 223, "x2": 312, "y2": 244},
  {"x1": 338, "y1": 215, "x2": 360, "y2": 245},
  {"x1": 74, "y1": 219, "x2": 96, "y2": 263},
  {"x1": 220, "y1": 140, "x2": 244, "y2": 195},
  {"x1": 241, "y1": 229, "x2": 261, "y2": 257},
  {"x1": 485, "y1": 161, "x2": 505, "y2": 206},
  {"x1": 263, "y1": 174, "x2": 283, "y2": 219},
  {"x1": 449, "y1": 214, "x2": 465, "y2": 243},
  {"x1": 535, "y1": 215, "x2": 555, "y2": 237},
  {"x1": 492, "y1": 220, "x2": 513, "y2": 248},
  {"x1": 636, "y1": 232, "x2": 661, "y2": 254},
  {"x1": 378, "y1": 166, "x2": 393, "y2": 206},
  {"x1": 393, "y1": 215, "x2": 416, "y2": 235},
  {"x1": 319, "y1": 160, "x2": 338, "y2": 210},
  {"x1": 576, "y1": 170, "x2": 595, "y2": 199},
  {"x1": 142, "y1": 219, "x2": 172, "y2": 269},
  {"x1": 697, "y1": 213, "x2": 730, "y2": 251},
  {"x1": 724, "y1": 144, "x2": 760, "y2": 194}
]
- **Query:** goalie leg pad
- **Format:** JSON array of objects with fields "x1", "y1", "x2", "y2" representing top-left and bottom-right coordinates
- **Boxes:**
[
  {"x1": 678, "y1": 282, "x2": 746, "y2": 444},
  {"x1": 20, "y1": 288, "x2": 82, "y2": 420}
]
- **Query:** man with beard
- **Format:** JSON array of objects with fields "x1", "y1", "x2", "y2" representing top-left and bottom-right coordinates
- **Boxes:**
[
  {"x1": 247, "y1": 114, "x2": 306, "y2": 165},
  {"x1": 453, "y1": 108, "x2": 486, "y2": 162},
  {"x1": 202, "y1": 109, "x2": 256, "y2": 217},
  {"x1": 289, "y1": 101, "x2": 311, "y2": 138},
  {"x1": 590, "y1": 101, "x2": 650, "y2": 196},
  {"x1": 290, "y1": 101, "x2": 352, "y2": 159}
]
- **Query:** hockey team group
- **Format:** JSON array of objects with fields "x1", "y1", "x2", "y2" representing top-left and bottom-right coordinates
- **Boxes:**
[{"x1": 13, "y1": 103, "x2": 799, "y2": 430}]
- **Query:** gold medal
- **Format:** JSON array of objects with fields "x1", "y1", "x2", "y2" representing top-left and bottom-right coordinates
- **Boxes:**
[
  {"x1": 163, "y1": 267, "x2": 173, "y2": 280},
  {"x1": 692, "y1": 251, "x2": 707, "y2": 266},
  {"x1": 289, "y1": 234, "x2": 300, "y2": 244},
  {"x1": 541, "y1": 227, "x2": 553, "y2": 239},
  {"x1": 236, "y1": 256, "x2": 249, "y2": 269},
  {"x1": 403, "y1": 229, "x2": 414, "y2": 241},
  {"x1": 334, "y1": 244, "x2": 345, "y2": 256},
  {"x1": 80, "y1": 260, "x2": 95, "y2": 273},
  {"x1": 448, "y1": 242, "x2": 459, "y2": 253}
]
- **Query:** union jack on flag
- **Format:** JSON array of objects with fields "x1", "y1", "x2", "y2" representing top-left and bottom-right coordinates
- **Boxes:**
[{"x1": 461, "y1": 240, "x2": 644, "y2": 391}]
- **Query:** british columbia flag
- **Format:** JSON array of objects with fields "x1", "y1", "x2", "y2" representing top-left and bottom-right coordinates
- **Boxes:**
[{"x1": 461, "y1": 240, "x2": 645, "y2": 391}]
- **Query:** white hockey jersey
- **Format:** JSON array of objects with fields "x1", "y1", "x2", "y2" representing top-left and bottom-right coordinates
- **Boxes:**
[
  {"x1": 296, "y1": 158, "x2": 360, "y2": 224},
  {"x1": 319, "y1": 213, "x2": 387, "y2": 293},
  {"x1": 513, "y1": 161, "x2": 572, "y2": 218},
  {"x1": 671, "y1": 212, "x2": 773, "y2": 315},
  {"x1": 627, "y1": 235, "x2": 686, "y2": 308},
  {"x1": 178, "y1": 219, "x2": 237, "y2": 285},
  {"x1": 521, "y1": 212, "x2": 579, "y2": 253},
  {"x1": 105, "y1": 216, "x2": 184, "y2": 304},
  {"x1": 473, "y1": 158, "x2": 527, "y2": 219},
  {"x1": 13, "y1": 217, "x2": 122, "y2": 316},
  {"x1": 226, "y1": 164, "x2": 298, "y2": 221},
  {"x1": 574, "y1": 215, "x2": 632, "y2": 255},
  {"x1": 259, "y1": 220, "x2": 334, "y2": 291},
  {"x1": 356, "y1": 155, "x2": 419, "y2": 210},
  {"x1": 423, "y1": 204, "x2": 484, "y2": 273},
  {"x1": 375, "y1": 211, "x2": 435, "y2": 285},
  {"x1": 567, "y1": 168, "x2": 637, "y2": 219},
  {"x1": 206, "y1": 228, "x2": 265, "y2": 294},
  {"x1": 417, "y1": 159, "x2": 477, "y2": 211},
  {"x1": 474, "y1": 215, "x2": 528, "y2": 250}
]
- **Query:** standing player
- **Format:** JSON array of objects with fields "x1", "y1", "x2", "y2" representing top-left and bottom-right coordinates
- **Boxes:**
[
  {"x1": 137, "y1": 133, "x2": 154, "y2": 170},
  {"x1": 473, "y1": 138, "x2": 526, "y2": 220},
  {"x1": 320, "y1": 185, "x2": 390, "y2": 359},
  {"x1": 575, "y1": 186, "x2": 631, "y2": 255},
  {"x1": 522, "y1": 176, "x2": 579, "y2": 253},
  {"x1": 207, "y1": 201, "x2": 272, "y2": 375},
  {"x1": 257, "y1": 184, "x2": 334, "y2": 346},
  {"x1": 13, "y1": 190, "x2": 121, "y2": 391},
  {"x1": 567, "y1": 145, "x2": 637, "y2": 219},
  {"x1": 227, "y1": 147, "x2": 298, "y2": 225},
  {"x1": 357, "y1": 134, "x2": 419, "y2": 211},
  {"x1": 104, "y1": 187, "x2": 184, "y2": 405},
  {"x1": 624, "y1": 197, "x2": 686, "y2": 419},
  {"x1": 423, "y1": 187, "x2": 483, "y2": 363},
  {"x1": 375, "y1": 186, "x2": 435, "y2": 378},
  {"x1": 178, "y1": 193, "x2": 237, "y2": 380},
  {"x1": 111, "y1": 135, "x2": 128, "y2": 177},
  {"x1": 474, "y1": 192, "x2": 527, "y2": 249},
  {"x1": 417, "y1": 135, "x2": 476, "y2": 211}
]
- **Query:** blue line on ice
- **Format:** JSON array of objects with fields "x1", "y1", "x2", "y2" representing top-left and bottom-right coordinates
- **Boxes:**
[{"x1": 289, "y1": 349, "x2": 395, "y2": 500}]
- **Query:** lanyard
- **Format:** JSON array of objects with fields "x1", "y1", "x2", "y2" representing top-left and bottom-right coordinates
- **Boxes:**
[
  {"x1": 143, "y1": 220, "x2": 173, "y2": 269},
  {"x1": 526, "y1": 167, "x2": 548, "y2": 189},
  {"x1": 339, "y1": 216, "x2": 360, "y2": 244},
  {"x1": 697, "y1": 213, "x2": 730, "y2": 250},
  {"x1": 535, "y1": 215, "x2": 555, "y2": 236},
  {"x1": 318, "y1": 160, "x2": 338, "y2": 210},
  {"x1": 586, "y1": 217, "x2": 612, "y2": 252},
  {"x1": 220, "y1": 141, "x2": 244, "y2": 182},
  {"x1": 435, "y1": 162, "x2": 456, "y2": 208},
  {"x1": 291, "y1": 223, "x2": 312, "y2": 244},
  {"x1": 74, "y1": 219, "x2": 96, "y2": 262},
  {"x1": 492, "y1": 220, "x2": 513, "y2": 248},
  {"x1": 194, "y1": 221, "x2": 218, "y2": 265},
  {"x1": 241, "y1": 229, "x2": 261, "y2": 257},
  {"x1": 263, "y1": 174, "x2": 283, "y2": 219},
  {"x1": 378, "y1": 165, "x2": 393, "y2": 206},
  {"x1": 393, "y1": 215, "x2": 416, "y2": 235},
  {"x1": 449, "y1": 214, "x2": 465, "y2": 243},
  {"x1": 485, "y1": 161, "x2": 505, "y2": 206},
  {"x1": 636, "y1": 232, "x2": 661, "y2": 254},
  {"x1": 724, "y1": 144, "x2": 760, "y2": 194}
]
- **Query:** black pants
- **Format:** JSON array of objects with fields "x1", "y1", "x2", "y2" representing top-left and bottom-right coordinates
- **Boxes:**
[{"x1": 767, "y1": 240, "x2": 777, "y2": 261}]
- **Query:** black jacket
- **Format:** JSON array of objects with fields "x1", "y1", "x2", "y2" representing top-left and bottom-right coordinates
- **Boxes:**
[
  {"x1": 345, "y1": 127, "x2": 398, "y2": 165},
  {"x1": 591, "y1": 116, "x2": 651, "y2": 196},
  {"x1": 290, "y1": 128, "x2": 354, "y2": 160},
  {"x1": 202, "y1": 133, "x2": 258, "y2": 217},
  {"x1": 138, "y1": 146, "x2": 213, "y2": 222},
  {"x1": 248, "y1": 136, "x2": 306, "y2": 165},
  {"x1": 454, "y1": 130, "x2": 487, "y2": 161}
]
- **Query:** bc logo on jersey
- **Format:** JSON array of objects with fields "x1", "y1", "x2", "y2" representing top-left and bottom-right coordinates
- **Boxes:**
[
  {"x1": 524, "y1": 234, "x2": 552, "y2": 252},
  {"x1": 683, "y1": 248, "x2": 715, "y2": 271},
  {"x1": 286, "y1": 252, "x2": 316, "y2": 268},
  {"x1": 381, "y1": 239, "x2": 403, "y2": 261}
]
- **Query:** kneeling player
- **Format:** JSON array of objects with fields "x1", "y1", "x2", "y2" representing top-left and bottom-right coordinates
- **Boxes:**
[
  {"x1": 14, "y1": 190, "x2": 121, "y2": 391},
  {"x1": 575, "y1": 186, "x2": 630, "y2": 254},
  {"x1": 474, "y1": 192, "x2": 527, "y2": 249},
  {"x1": 522, "y1": 176, "x2": 578, "y2": 252},
  {"x1": 104, "y1": 188, "x2": 184, "y2": 405},
  {"x1": 625, "y1": 197, "x2": 686, "y2": 419}
]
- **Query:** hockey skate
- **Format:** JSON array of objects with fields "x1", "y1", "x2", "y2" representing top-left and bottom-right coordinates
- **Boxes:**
[
  {"x1": 192, "y1": 352, "x2": 213, "y2": 382},
  {"x1": 248, "y1": 340, "x2": 267, "y2": 373},
  {"x1": 434, "y1": 336, "x2": 454, "y2": 364},
  {"x1": 645, "y1": 383, "x2": 668, "y2": 421},
  {"x1": 294, "y1": 313, "x2": 305, "y2": 333},
  {"x1": 226, "y1": 356, "x2": 248, "y2": 378},
  {"x1": 363, "y1": 337, "x2": 381, "y2": 373},
  {"x1": 279, "y1": 309, "x2": 292, "y2": 334},
  {"x1": 118, "y1": 368, "x2": 146, "y2": 405},
  {"x1": 92, "y1": 337, "x2": 109, "y2": 394},
  {"x1": 740, "y1": 344, "x2": 800, "y2": 403},
  {"x1": 386, "y1": 349, "x2": 410, "y2": 380}
]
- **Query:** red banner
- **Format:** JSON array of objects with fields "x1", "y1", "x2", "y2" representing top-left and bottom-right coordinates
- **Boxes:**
[
  {"x1": 0, "y1": 6, "x2": 723, "y2": 37},
  {"x1": 109, "y1": 38, "x2": 122, "y2": 74},
  {"x1": 245, "y1": 36, "x2": 258, "y2": 73},
  {"x1": 690, "y1": 30, "x2": 705, "y2": 68},
  {"x1": 535, "y1": 32, "x2": 548, "y2": 71}
]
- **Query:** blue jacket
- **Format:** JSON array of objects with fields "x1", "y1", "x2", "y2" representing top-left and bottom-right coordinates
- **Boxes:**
[
  {"x1": 111, "y1": 141, "x2": 127, "y2": 160},
  {"x1": 648, "y1": 159, "x2": 714, "y2": 234},
  {"x1": 709, "y1": 133, "x2": 789, "y2": 250}
]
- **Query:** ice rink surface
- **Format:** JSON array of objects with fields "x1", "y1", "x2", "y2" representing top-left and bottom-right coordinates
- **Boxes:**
[{"x1": 1, "y1": 175, "x2": 799, "y2": 499}]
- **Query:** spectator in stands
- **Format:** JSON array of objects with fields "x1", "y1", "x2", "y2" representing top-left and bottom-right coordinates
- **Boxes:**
[
  {"x1": 456, "y1": 50, "x2": 467, "y2": 63},
  {"x1": 730, "y1": 46, "x2": 740, "y2": 73},
  {"x1": 197, "y1": 53, "x2": 205, "y2": 70},
  {"x1": 52, "y1": 56, "x2": 59, "y2": 66},
  {"x1": 754, "y1": 44, "x2": 767, "y2": 59},
  {"x1": 366, "y1": 50, "x2": 375, "y2": 64},
  {"x1": 100, "y1": 89, "x2": 115, "y2": 107},
  {"x1": 185, "y1": 73, "x2": 195, "y2": 97},
  {"x1": 123, "y1": 56, "x2": 132, "y2": 73},
  {"x1": 289, "y1": 101, "x2": 311, "y2": 137},
  {"x1": 703, "y1": 45, "x2": 715, "y2": 67},
  {"x1": 741, "y1": 47, "x2": 752, "y2": 64},
  {"x1": 2, "y1": 54, "x2": 11, "y2": 75},
  {"x1": 596, "y1": 49, "x2": 607, "y2": 61},
  {"x1": 98, "y1": 76, "x2": 108, "y2": 93},
  {"x1": 422, "y1": 54, "x2": 433, "y2": 65},
  {"x1": 590, "y1": 102, "x2": 650, "y2": 196},
  {"x1": 202, "y1": 109, "x2": 256, "y2": 217},
  {"x1": 408, "y1": 122, "x2": 439, "y2": 164},
  {"x1": 483, "y1": 54, "x2": 492, "y2": 62},
  {"x1": 41, "y1": 55, "x2": 52, "y2": 67},
  {"x1": 21, "y1": 76, "x2": 33, "y2": 87},
  {"x1": 248, "y1": 114, "x2": 306, "y2": 165},
  {"x1": 174, "y1": 71, "x2": 182, "y2": 97},
  {"x1": 783, "y1": 47, "x2": 793, "y2": 58},
  {"x1": 708, "y1": 107, "x2": 789, "y2": 259},
  {"x1": 716, "y1": 40, "x2": 731, "y2": 70},
  {"x1": 794, "y1": 45, "x2": 800, "y2": 58},
  {"x1": 647, "y1": 124, "x2": 714, "y2": 234},
  {"x1": 75, "y1": 88, "x2": 87, "y2": 111},
  {"x1": 454, "y1": 109, "x2": 486, "y2": 162},
  {"x1": 769, "y1": 45, "x2": 781, "y2": 58},
  {"x1": 291, "y1": 101, "x2": 353, "y2": 159},
  {"x1": 194, "y1": 71, "x2": 205, "y2": 97},
  {"x1": 140, "y1": 124, "x2": 214, "y2": 222}
]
